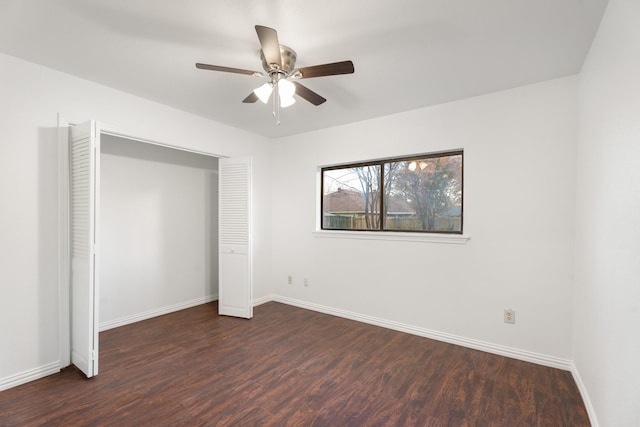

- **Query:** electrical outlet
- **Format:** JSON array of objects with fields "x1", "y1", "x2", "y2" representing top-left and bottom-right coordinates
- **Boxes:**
[
  {"x1": 304, "y1": 277, "x2": 309, "y2": 287},
  {"x1": 504, "y1": 309, "x2": 515, "y2": 324},
  {"x1": 287, "y1": 275, "x2": 293, "y2": 285}
]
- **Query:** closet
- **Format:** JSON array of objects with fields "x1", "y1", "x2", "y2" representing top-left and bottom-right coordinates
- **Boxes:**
[
  {"x1": 64, "y1": 120, "x2": 252, "y2": 378},
  {"x1": 100, "y1": 134, "x2": 218, "y2": 329}
]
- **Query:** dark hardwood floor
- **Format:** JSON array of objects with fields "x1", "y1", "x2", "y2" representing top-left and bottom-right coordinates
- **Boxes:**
[{"x1": 0, "y1": 302, "x2": 589, "y2": 426}]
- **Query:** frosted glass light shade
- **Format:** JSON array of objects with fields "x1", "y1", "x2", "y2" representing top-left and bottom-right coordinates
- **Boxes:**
[
  {"x1": 278, "y1": 79, "x2": 295, "y2": 98},
  {"x1": 278, "y1": 79, "x2": 296, "y2": 108},
  {"x1": 254, "y1": 83, "x2": 273, "y2": 103}
]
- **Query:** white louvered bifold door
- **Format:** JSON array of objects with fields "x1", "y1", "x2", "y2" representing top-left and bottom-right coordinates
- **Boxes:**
[
  {"x1": 218, "y1": 157, "x2": 253, "y2": 318},
  {"x1": 70, "y1": 120, "x2": 100, "y2": 377}
]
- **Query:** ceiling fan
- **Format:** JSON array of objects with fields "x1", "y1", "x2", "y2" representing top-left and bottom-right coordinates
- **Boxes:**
[{"x1": 196, "y1": 25, "x2": 354, "y2": 123}]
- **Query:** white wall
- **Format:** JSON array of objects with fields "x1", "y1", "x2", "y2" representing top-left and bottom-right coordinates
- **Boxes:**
[
  {"x1": 574, "y1": 0, "x2": 640, "y2": 425},
  {"x1": 0, "y1": 52, "x2": 271, "y2": 390},
  {"x1": 271, "y1": 76, "x2": 578, "y2": 363},
  {"x1": 100, "y1": 135, "x2": 218, "y2": 328}
]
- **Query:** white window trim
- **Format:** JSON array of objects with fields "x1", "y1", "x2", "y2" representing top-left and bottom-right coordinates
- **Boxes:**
[{"x1": 312, "y1": 230, "x2": 470, "y2": 244}]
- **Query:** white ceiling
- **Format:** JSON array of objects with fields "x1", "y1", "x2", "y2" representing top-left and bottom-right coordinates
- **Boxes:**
[{"x1": 0, "y1": 0, "x2": 608, "y2": 138}]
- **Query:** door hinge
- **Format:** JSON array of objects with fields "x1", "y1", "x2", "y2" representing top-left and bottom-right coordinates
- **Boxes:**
[{"x1": 91, "y1": 350, "x2": 97, "y2": 361}]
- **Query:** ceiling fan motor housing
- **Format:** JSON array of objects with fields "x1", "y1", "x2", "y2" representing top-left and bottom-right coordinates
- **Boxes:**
[{"x1": 261, "y1": 45, "x2": 297, "y2": 75}]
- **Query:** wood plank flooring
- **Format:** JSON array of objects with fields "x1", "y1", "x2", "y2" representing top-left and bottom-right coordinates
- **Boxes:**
[{"x1": 0, "y1": 302, "x2": 589, "y2": 426}]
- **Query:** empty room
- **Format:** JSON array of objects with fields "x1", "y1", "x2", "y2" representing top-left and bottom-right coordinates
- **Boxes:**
[{"x1": 0, "y1": 1, "x2": 638, "y2": 426}]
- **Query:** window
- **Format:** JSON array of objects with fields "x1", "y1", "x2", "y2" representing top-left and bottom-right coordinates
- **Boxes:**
[{"x1": 321, "y1": 151, "x2": 463, "y2": 233}]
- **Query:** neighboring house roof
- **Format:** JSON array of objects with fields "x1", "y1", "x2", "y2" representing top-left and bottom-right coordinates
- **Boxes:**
[
  {"x1": 386, "y1": 196, "x2": 415, "y2": 214},
  {"x1": 323, "y1": 188, "x2": 414, "y2": 214},
  {"x1": 323, "y1": 189, "x2": 366, "y2": 213},
  {"x1": 323, "y1": 188, "x2": 461, "y2": 216}
]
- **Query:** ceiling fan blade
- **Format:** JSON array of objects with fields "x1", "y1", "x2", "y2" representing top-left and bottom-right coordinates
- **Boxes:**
[
  {"x1": 292, "y1": 82, "x2": 326, "y2": 106},
  {"x1": 255, "y1": 25, "x2": 282, "y2": 69},
  {"x1": 196, "y1": 63, "x2": 262, "y2": 76},
  {"x1": 293, "y1": 60, "x2": 355, "y2": 79},
  {"x1": 242, "y1": 92, "x2": 259, "y2": 103}
]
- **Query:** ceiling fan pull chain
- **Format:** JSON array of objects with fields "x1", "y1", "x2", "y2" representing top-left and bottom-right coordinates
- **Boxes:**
[
  {"x1": 272, "y1": 82, "x2": 277, "y2": 118},
  {"x1": 275, "y1": 82, "x2": 281, "y2": 125}
]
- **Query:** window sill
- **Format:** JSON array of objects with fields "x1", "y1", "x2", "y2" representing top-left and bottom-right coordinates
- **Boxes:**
[{"x1": 312, "y1": 230, "x2": 470, "y2": 244}]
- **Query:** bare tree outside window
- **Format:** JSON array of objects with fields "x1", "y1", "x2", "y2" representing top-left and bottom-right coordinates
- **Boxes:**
[
  {"x1": 353, "y1": 165, "x2": 381, "y2": 229},
  {"x1": 386, "y1": 154, "x2": 462, "y2": 231},
  {"x1": 322, "y1": 151, "x2": 463, "y2": 233},
  {"x1": 322, "y1": 165, "x2": 380, "y2": 230}
]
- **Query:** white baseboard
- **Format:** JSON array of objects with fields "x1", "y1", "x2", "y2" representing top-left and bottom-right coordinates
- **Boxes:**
[
  {"x1": 0, "y1": 361, "x2": 61, "y2": 392},
  {"x1": 266, "y1": 295, "x2": 573, "y2": 371},
  {"x1": 571, "y1": 363, "x2": 599, "y2": 427},
  {"x1": 99, "y1": 294, "x2": 218, "y2": 331},
  {"x1": 253, "y1": 294, "x2": 273, "y2": 306},
  {"x1": 2, "y1": 295, "x2": 578, "y2": 396}
]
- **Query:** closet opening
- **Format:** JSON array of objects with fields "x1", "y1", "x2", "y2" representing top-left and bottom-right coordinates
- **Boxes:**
[
  {"x1": 99, "y1": 134, "x2": 219, "y2": 331},
  {"x1": 62, "y1": 118, "x2": 252, "y2": 378}
]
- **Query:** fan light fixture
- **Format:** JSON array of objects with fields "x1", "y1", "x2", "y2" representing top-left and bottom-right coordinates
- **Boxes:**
[
  {"x1": 278, "y1": 79, "x2": 296, "y2": 107},
  {"x1": 254, "y1": 83, "x2": 273, "y2": 103},
  {"x1": 195, "y1": 25, "x2": 355, "y2": 125},
  {"x1": 253, "y1": 78, "x2": 296, "y2": 108}
]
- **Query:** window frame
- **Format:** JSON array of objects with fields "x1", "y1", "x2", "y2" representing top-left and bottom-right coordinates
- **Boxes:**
[{"x1": 320, "y1": 150, "x2": 464, "y2": 234}]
